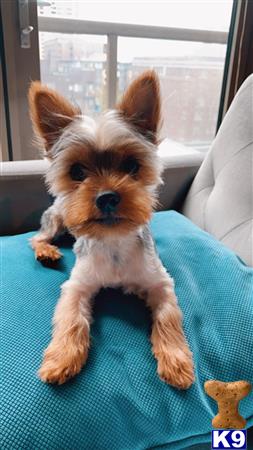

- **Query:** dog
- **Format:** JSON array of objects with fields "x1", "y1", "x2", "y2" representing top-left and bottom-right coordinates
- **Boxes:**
[{"x1": 28, "y1": 70, "x2": 194, "y2": 389}]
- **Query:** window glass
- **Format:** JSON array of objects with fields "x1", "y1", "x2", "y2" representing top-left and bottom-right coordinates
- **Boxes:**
[
  {"x1": 39, "y1": 33, "x2": 107, "y2": 116},
  {"x1": 38, "y1": 0, "x2": 232, "y2": 31},
  {"x1": 38, "y1": 0, "x2": 233, "y2": 152},
  {"x1": 118, "y1": 38, "x2": 226, "y2": 150}
]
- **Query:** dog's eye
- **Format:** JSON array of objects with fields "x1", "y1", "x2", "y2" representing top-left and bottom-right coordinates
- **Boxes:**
[
  {"x1": 121, "y1": 157, "x2": 140, "y2": 175},
  {"x1": 69, "y1": 163, "x2": 86, "y2": 182}
]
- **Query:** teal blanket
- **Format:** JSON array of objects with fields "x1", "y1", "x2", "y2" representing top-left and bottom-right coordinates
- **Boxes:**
[{"x1": 1, "y1": 211, "x2": 253, "y2": 449}]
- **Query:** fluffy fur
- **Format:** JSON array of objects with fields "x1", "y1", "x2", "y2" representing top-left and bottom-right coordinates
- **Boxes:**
[{"x1": 29, "y1": 71, "x2": 194, "y2": 388}]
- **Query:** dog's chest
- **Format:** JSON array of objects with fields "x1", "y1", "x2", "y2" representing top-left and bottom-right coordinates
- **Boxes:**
[
  {"x1": 74, "y1": 234, "x2": 146, "y2": 287},
  {"x1": 91, "y1": 243, "x2": 125, "y2": 272}
]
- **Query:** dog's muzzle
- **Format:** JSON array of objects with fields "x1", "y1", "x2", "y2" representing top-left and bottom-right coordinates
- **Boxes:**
[{"x1": 95, "y1": 191, "x2": 121, "y2": 215}]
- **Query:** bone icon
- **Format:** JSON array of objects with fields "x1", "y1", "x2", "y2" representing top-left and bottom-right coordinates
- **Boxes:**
[{"x1": 204, "y1": 380, "x2": 252, "y2": 429}]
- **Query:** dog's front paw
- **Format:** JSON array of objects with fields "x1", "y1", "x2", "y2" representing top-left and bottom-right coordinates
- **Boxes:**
[
  {"x1": 35, "y1": 243, "x2": 62, "y2": 263},
  {"x1": 38, "y1": 341, "x2": 88, "y2": 385},
  {"x1": 155, "y1": 347, "x2": 195, "y2": 389}
]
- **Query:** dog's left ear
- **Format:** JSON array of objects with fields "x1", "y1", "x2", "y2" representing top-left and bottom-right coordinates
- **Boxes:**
[{"x1": 117, "y1": 70, "x2": 161, "y2": 143}]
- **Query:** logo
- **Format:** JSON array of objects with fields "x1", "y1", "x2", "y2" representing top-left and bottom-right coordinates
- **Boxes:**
[
  {"x1": 204, "y1": 380, "x2": 252, "y2": 450},
  {"x1": 212, "y1": 430, "x2": 247, "y2": 449}
]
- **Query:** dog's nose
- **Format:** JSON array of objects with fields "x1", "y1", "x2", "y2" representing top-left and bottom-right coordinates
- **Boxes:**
[{"x1": 95, "y1": 191, "x2": 121, "y2": 214}]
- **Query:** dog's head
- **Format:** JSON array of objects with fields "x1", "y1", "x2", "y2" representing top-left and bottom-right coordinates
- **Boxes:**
[{"x1": 29, "y1": 71, "x2": 163, "y2": 238}]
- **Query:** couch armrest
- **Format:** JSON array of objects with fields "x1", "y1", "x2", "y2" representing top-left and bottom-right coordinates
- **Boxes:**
[
  {"x1": 0, "y1": 152, "x2": 204, "y2": 235},
  {"x1": 0, "y1": 160, "x2": 51, "y2": 235},
  {"x1": 158, "y1": 152, "x2": 204, "y2": 212}
]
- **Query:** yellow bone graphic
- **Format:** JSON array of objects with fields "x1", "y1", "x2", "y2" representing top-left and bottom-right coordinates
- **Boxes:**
[{"x1": 204, "y1": 380, "x2": 252, "y2": 429}]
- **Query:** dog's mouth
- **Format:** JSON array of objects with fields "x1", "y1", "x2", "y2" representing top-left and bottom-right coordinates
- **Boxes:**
[
  {"x1": 94, "y1": 216, "x2": 124, "y2": 226},
  {"x1": 71, "y1": 216, "x2": 134, "y2": 234}
]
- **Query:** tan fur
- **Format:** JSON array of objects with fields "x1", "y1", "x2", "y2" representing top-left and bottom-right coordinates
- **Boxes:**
[
  {"x1": 29, "y1": 81, "x2": 80, "y2": 151},
  {"x1": 29, "y1": 71, "x2": 194, "y2": 388},
  {"x1": 31, "y1": 241, "x2": 62, "y2": 262},
  {"x1": 146, "y1": 285, "x2": 194, "y2": 388},
  {"x1": 117, "y1": 70, "x2": 161, "y2": 142},
  {"x1": 39, "y1": 284, "x2": 92, "y2": 384},
  {"x1": 30, "y1": 211, "x2": 63, "y2": 261},
  {"x1": 63, "y1": 174, "x2": 154, "y2": 238}
]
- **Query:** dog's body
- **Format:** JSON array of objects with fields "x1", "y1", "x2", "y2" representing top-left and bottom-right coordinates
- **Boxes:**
[{"x1": 29, "y1": 71, "x2": 194, "y2": 388}]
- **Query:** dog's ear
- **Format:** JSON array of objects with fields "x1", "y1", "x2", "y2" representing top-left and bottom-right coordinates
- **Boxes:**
[
  {"x1": 28, "y1": 81, "x2": 81, "y2": 151},
  {"x1": 117, "y1": 70, "x2": 161, "y2": 142}
]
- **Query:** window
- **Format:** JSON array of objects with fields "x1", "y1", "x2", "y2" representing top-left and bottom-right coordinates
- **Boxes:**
[
  {"x1": 117, "y1": 37, "x2": 226, "y2": 150},
  {"x1": 1, "y1": 0, "x2": 234, "y2": 161},
  {"x1": 39, "y1": 33, "x2": 107, "y2": 116}
]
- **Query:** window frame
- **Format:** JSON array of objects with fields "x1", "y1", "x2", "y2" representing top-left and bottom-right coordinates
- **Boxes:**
[
  {"x1": 217, "y1": 0, "x2": 253, "y2": 127},
  {"x1": 0, "y1": 0, "x2": 40, "y2": 161},
  {"x1": 0, "y1": 4, "x2": 10, "y2": 162}
]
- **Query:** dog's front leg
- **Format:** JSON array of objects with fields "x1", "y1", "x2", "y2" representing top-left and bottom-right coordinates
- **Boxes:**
[
  {"x1": 39, "y1": 280, "x2": 95, "y2": 384},
  {"x1": 30, "y1": 203, "x2": 63, "y2": 262},
  {"x1": 147, "y1": 279, "x2": 194, "y2": 389}
]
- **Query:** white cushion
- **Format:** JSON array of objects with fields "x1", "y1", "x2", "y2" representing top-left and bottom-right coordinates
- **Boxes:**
[{"x1": 183, "y1": 75, "x2": 253, "y2": 266}]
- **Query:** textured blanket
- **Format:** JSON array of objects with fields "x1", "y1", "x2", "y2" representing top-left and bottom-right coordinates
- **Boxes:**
[{"x1": 1, "y1": 211, "x2": 253, "y2": 449}]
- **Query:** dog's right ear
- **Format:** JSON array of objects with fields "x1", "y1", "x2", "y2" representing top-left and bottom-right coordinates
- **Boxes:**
[
  {"x1": 28, "y1": 81, "x2": 80, "y2": 151},
  {"x1": 117, "y1": 70, "x2": 161, "y2": 143}
]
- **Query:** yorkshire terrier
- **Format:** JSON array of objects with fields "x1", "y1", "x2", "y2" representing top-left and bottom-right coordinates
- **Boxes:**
[{"x1": 29, "y1": 71, "x2": 194, "y2": 389}]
